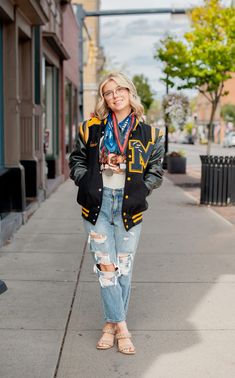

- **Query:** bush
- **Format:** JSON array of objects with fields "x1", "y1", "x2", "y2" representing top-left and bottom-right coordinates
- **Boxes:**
[{"x1": 167, "y1": 149, "x2": 186, "y2": 157}]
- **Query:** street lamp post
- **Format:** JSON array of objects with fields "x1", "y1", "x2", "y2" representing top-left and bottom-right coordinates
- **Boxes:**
[{"x1": 163, "y1": 72, "x2": 169, "y2": 169}]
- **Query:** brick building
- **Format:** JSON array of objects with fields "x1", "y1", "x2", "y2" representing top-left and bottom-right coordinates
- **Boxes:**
[
  {"x1": 0, "y1": 0, "x2": 80, "y2": 246},
  {"x1": 195, "y1": 73, "x2": 235, "y2": 143},
  {"x1": 72, "y1": 0, "x2": 103, "y2": 119}
]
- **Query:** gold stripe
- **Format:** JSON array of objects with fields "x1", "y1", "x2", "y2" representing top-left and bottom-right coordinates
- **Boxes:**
[
  {"x1": 158, "y1": 128, "x2": 164, "y2": 137},
  {"x1": 79, "y1": 122, "x2": 85, "y2": 141},
  {"x1": 133, "y1": 118, "x2": 139, "y2": 131},
  {"x1": 82, "y1": 207, "x2": 89, "y2": 214},
  {"x1": 133, "y1": 216, "x2": 142, "y2": 223},
  {"x1": 87, "y1": 117, "x2": 101, "y2": 127},
  {"x1": 151, "y1": 127, "x2": 156, "y2": 143},
  {"x1": 82, "y1": 211, "x2": 89, "y2": 217},
  {"x1": 82, "y1": 118, "x2": 102, "y2": 144},
  {"x1": 84, "y1": 121, "x2": 89, "y2": 144},
  {"x1": 132, "y1": 212, "x2": 142, "y2": 219}
]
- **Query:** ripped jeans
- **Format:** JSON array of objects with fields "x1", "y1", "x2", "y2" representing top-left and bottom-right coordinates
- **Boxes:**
[{"x1": 83, "y1": 187, "x2": 142, "y2": 323}]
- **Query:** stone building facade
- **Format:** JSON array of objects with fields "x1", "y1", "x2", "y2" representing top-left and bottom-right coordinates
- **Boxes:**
[
  {"x1": 72, "y1": 0, "x2": 103, "y2": 119},
  {"x1": 0, "y1": 0, "x2": 80, "y2": 246}
]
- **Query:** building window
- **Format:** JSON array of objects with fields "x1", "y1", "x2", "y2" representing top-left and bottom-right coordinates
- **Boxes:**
[
  {"x1": 65, "y1": 81, "x2": 78, "y2": 154},
  {"x1": 34, "y1": 27, "x2": 41, "y2": 105},
  {"x1": 65, "y1": 79, "x2": 72, "y2": 153},
  {"x1": 72, "y1": 87, "x2": 78, "y2": 143},
  {"x1": 42, "y1": 56, "x2": 59, "y2": 158},
  {"x1": 0, "y1": 23, "x2": 4, "y2": 168}
]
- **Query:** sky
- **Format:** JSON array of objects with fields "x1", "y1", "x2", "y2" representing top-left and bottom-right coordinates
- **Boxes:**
[{"x1": 100, "y1": 0, "x2": 232, "y2": 99}]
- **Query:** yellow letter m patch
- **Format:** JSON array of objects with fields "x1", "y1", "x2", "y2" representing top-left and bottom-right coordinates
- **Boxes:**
[{"x1": 128, "y1": 140, "x2": 154, "y2": 173}]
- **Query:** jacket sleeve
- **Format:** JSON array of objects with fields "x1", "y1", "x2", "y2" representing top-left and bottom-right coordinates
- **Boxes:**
[
  {"x1": 144, "y1": 128, "x2": 164, "y2": 195},
  {"x1": 69, "y1": 122, "x2": 88, "y2": 186}
]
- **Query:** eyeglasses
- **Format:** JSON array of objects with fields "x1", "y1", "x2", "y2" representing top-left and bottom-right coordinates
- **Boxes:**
[{"x1": 103, "y1": 86, "x2": 128, "y2": 100}]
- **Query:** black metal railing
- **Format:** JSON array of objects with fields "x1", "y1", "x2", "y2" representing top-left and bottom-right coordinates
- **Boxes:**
[{"x1": 200, "y1": 155, "x2": 235, "y2": 206}]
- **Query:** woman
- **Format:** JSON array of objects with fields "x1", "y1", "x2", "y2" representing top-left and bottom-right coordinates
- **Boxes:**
[{"x1": 69, "y1": 72, "x2": 164, "y2": 355}]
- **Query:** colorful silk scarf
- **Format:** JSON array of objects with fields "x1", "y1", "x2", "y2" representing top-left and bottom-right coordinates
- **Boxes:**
[{"x1": 103, "y1": 112, "x2": 135, "y2": 155}]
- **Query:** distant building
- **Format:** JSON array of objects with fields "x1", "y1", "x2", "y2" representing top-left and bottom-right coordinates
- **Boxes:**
[
  {"x1": 72, "y1": 0, "x2": 104, "y2": 119},
  {"x1": 195, "y1": 73, "x2": 235, "y2": 143},
  {"x1": 0, "y1": 0, "x2": 80, "y2": 246}
]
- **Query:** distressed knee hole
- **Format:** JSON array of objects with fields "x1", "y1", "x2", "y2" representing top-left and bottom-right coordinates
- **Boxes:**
[
  {"x1": 89, "y1": 231, "x2": 107, "y2": 244},
  {"x1": 118, "y1": 253, "x2": 133, "y2": 276},
  {"x1": 94, "y1": 264, "x2": 119, "y2": 287},
  {"x1": 95, "y1": 269, "x2": 118, "y2": 288},
  {"x1": 93, "y1": 252, "x2": 111, "y2": 265}
]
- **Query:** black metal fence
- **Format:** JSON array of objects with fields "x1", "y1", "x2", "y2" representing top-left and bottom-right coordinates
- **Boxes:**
[{"x1": 200, "y1": 155, "x2": 235, "y2": 206}]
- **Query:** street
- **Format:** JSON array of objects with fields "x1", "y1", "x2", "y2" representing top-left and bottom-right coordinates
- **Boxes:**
[{"x1": 169, "y1": 142, "x2": 235, "y2": 167}]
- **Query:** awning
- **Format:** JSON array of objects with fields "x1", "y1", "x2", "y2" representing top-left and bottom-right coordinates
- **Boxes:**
[
  {"x1": 14, "y1": 0, "x2": 49, "y2": 25},
  {"x1": 43, "y1": 31, "x2": 70, "y2": 61}
]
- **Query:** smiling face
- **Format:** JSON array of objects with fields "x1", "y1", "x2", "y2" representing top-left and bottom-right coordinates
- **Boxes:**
[{"x1": 102, "y1": 79, "x2": 132, "y2": 120}]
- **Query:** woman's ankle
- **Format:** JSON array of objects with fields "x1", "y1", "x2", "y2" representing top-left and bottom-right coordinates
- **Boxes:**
[
  {"x1": 105, "y1": 322, "x2": 116, "y2": 328},
  {"x1": 116, "y1": 321, "x2": 128, "y2": 333}
]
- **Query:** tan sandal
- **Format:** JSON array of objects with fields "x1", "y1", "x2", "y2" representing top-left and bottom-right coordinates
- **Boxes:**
[
  {"x1": 96, "y1": 326, "x2": 116, "y2": 350},
  {"x1": 116, "y1": 332, "x2": 136, "y2": 355}
]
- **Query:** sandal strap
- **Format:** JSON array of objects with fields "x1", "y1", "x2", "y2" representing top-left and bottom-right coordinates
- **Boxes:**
[
  {"x1": 102, "y1": 327, "x2": 116, "y2": 335},
  {"x1": 119, "y1": 345, "x2": 135, "y2": 353},
  {"x1": 98, "y1": 338, "x2": 113, "y2": 347},
  {"x1": 116, "y1": 332, "x2": 132, "y2": 340}
]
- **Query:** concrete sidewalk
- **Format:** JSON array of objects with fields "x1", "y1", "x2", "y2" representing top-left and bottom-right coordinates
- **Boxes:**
[
  {"x1": 166, "y1": 165, "x2": 235, "y2": 226},
  {"x1": 1, "y1": 177, "x2": 235, "y2": 378}
]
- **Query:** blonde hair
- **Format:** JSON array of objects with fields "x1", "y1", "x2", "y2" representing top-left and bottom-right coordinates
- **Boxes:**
[{"x1": 94, "y1": 72, "x2": 144, "y2": 120}]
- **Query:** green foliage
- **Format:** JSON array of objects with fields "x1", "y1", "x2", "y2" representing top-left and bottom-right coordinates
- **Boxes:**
[
  {"x1": 146, "y1": 100, "x2": 161, "y2": 123},
  {"x1": 220, "y1": 103, "x2": 235, "y2": 123},
  {"x1": 168, "y1": 149, "x2": 186, "y2": 157},
  {"x1": 189, "y1": 97, "x2": 197, "y2": 114},
  {"x1": 132, "y1": 74, "x2": 154, "y2": 112},
  {"x1": 154, "y1": 0, "x2": 235, "y2": 154},
  {"x1": 184, "y1": 122, "x2": 194, "y2": 135},
  {"x1": 169, "y1": 125, "x2": 176, "y2": 133}
]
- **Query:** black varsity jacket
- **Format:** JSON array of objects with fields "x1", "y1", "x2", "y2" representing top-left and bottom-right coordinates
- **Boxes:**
[{"x1": 69, "y1": 116, "x2": 164, "y2": 230}]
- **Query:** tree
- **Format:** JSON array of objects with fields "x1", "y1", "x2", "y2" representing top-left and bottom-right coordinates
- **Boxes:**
[
  {"x1": 132, "y1": 74, "x2": 154, "y2": 113},
  {"x1": 220, "y1": 103, "x2": 235, "y2": 125},
  {"x1": 146, "y1": 99, "x2": 161, "y2": 125},
  {"x1": 154, "y1": 0, "x2": 235, "y2": 154},
  {"x1": 162, "y1": 93, "x2": 189, "y2": 128}
]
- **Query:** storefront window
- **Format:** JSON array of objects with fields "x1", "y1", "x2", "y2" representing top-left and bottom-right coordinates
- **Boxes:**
[
  {"x1": 42, "y1": 56, "x2": 59, "y2": 158},
  {"x1": 45, "y1": 65, "x2": 54, "y2": 156},
  {"x1": 72, "y1": 87, "x2": 78, "y2": 144},
  {"x1": 65, "y1": 81, "x2": 78, "y2": 154},
  {"x1": 0, "y1": 23, "x2": 4, "y2": 168},
  {"x1": 34, "y1": 27, "x2": 41, "y2": 105},
  {"x1": 65, "y1": 80, "x2": 72, "y2": 153}
]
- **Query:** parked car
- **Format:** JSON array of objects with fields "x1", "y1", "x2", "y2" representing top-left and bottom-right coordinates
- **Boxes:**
[{"x1": 223, "y1": 132, "x2": 235, "y2": 147}]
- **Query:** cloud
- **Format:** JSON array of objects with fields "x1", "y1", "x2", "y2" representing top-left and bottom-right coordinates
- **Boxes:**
[
  {"x1": 99, "y1": 1, "x2": 196, "y2": 98},
  {"x1": 123, "y1": 18, "x2": 189, "y2": 37},
  {"x1": 102, "y1": 16, "x2": 190, "y2": 47}
]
